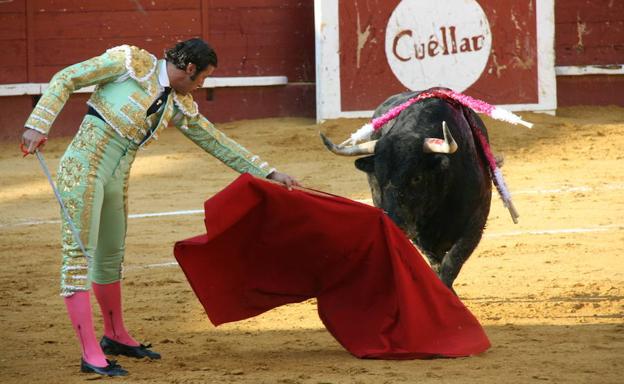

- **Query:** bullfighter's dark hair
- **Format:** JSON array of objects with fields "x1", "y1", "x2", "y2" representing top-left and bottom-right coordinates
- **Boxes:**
[{"x1": 165, "y1": 38, "x2": 218, "y2": 80}]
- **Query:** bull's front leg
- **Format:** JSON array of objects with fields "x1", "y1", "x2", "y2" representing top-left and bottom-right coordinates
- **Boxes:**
[
  {"x1": 409, "y1": 238, "x2": 443, "y2": 276},
  {"x1": 437, "y1": 227, "x2": 484, "y2": 292},
  {"x1": 421, "y1": 248, "x2": 443, "y2": 275}
]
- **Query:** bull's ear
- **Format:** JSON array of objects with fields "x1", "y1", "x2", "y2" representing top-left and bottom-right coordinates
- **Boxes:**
[{"x1": 355, "y1": 155, "x2": 375, "y2": 173}]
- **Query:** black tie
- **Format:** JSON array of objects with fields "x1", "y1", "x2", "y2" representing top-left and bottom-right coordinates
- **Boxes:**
[{"x1": 146, "y1": 87, "x2": 171, "y2": 116}]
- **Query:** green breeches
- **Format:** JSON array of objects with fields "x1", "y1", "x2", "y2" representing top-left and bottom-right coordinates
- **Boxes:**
[{"x1": 57, "y1": 115, "x2": 138, "y2": 296}]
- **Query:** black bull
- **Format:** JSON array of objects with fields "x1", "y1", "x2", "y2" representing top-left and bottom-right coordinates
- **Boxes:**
[{"x1": 321, "y1": 91, "x2": 496, "y2": 291}]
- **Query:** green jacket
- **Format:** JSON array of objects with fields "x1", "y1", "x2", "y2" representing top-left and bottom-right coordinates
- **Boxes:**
[{"x1": 25, "y1": 45, "x2": 274, "y2": 177}]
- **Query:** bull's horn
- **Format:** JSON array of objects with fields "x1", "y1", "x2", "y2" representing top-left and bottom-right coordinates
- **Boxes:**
[
  {"x1": 320, "y1": 133, "x2": 377, "y2": 156},
  {"x1": 423, "y1": 121, "x2": 458, "y2": 154}
]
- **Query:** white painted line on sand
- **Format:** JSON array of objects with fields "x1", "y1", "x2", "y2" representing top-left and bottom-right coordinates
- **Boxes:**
[
  {"x1": 3, "y1": 184, "x2": 622, "y2": 235},
  {"x1": 133, "y1": 223, "x2": 623, "y2": 271},
  {"x1": 130, "y1": 209, "x2": 204, "y2": 219},
  {"x1": 513, "y1": 184, "x2": 624, "y2": 195},
  {"x1": 484, "y1": 224, "x2": 622, "y2": 238},
  {"x1": 1, "y1": 209, "x2": 205, "y2": 228},
  {"x1": 126, "y1": 261, "x2": 179, "y2": 271}
]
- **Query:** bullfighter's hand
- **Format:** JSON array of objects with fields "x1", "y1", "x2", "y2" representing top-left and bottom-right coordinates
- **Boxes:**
[
  {"x1": 267, "y1": 171, "x2": 300, "y2": 190},
  {"x1": 22, "y1": 128, "x2": 47, "y2": 154}
]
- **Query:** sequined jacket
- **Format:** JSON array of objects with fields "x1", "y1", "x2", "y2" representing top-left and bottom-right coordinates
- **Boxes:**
[{"x1": 24, "y1": 45, "x2": 274, "y2": 177}]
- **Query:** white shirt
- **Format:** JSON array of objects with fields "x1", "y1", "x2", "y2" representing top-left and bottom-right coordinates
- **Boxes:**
[{"x1": 158, "y1": 59, "x2": 170, "y2": 89}]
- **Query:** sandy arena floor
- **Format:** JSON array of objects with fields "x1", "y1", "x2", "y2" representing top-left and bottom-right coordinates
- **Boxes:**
[{"x1": 1, "y1": 106, "x2": 623, "y2": 383}]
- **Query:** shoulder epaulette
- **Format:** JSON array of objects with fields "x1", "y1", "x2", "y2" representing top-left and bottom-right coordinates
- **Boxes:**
[
  {"x1": 106, "y1": 45, "x2": 157, "y2": 83},
  {"x1": 173, "y1": 92, "x2": 199, "y2": 118}
]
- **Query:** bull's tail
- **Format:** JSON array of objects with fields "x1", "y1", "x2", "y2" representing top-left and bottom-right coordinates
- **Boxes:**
[{"x1": 462, "y1": 107, "x2": 519, "y2": 224}]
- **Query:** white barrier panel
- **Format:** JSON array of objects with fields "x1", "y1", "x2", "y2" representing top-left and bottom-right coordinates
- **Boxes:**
[{"x1": 314, "y1": 0, "x2": 557, "y2": 121}]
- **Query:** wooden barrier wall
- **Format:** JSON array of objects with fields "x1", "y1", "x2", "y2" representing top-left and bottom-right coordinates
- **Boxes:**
[
  {"x1": 0, "y1": 0, "x2": 622, "y2": 140},
  {"x1": 554, "y1": 0, "x2": 624, "y2": 106},
  {"x1": 0, "y1": 0, "x2": 315, "y2": 140}
]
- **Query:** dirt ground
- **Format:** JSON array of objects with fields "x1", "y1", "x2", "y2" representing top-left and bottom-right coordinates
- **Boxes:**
[{"x1": 1, "y1": 106, "x2": 623, "y2": 383}]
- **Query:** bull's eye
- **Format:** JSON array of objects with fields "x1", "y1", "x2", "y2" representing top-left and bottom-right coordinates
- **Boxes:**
[{"x1": 410, "y1": 175, "x2": 422, "y2": 186}]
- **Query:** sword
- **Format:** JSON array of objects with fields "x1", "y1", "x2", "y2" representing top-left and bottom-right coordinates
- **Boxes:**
[{"x1": 21, "y1": 142, "x2": 92, "y2": 262}]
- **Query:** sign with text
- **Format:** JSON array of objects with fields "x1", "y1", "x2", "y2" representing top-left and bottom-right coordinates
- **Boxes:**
[{"x1": 315, "y1": 0, "x2": 556, "y2": 121}]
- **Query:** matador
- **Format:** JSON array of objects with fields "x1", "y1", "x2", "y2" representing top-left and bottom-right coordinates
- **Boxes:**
[{"x1": 21, "y1": 38, "x2": 298, "y2": 376}]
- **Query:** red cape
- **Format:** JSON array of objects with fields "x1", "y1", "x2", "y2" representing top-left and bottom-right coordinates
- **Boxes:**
[{"x1": 174, "y1": 174, "x2": 490, "y2": 359}]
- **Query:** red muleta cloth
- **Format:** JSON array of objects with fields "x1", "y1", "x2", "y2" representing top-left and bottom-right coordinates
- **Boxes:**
[{"x1": 174, "y1": 174, "x2": 490, "y2": 359}]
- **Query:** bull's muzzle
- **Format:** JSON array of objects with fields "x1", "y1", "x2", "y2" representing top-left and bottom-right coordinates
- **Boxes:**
[
  {"x1": 320, "y1": 133, "x2": 378, "y2": 156},
  {"x1": 423, "y1": 121, "x2": 458, "y2": 154}
]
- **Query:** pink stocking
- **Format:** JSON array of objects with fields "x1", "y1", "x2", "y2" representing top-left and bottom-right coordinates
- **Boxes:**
[
  {"x1": 64, "y1": 291, "x2": 108, "y2": 367},
  {"x1": 92, "y1": 281, "x2": 139, "y2": 346}
]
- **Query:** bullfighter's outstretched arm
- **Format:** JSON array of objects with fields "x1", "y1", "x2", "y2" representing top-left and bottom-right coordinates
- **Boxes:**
[{"x1": 173, "y1": 112, "x2": 275, "y2": 178}]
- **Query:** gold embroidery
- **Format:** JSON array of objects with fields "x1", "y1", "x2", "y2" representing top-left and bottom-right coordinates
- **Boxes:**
[
  {"x1": 81, "y1": 130, "x2": 111, "y2": 248},
  {"x1": 27, "y1": 47, "x2": 127, "y2": 135},
  {"x1": 120, "y1": 104, "x2": 148, "y2": 134},
  {"x1": 58, "y1": 159, "x2": 83, "y2": 192},
  {"x1": 172, "y1": 92, "x2": 199, "y2": 117},
  {"x1": 24, "y1": 117, "x2": 48, "y2": 133},
  {"x1": 123, "y1": 164, "x2": 131, "y2": 226},
  {"x1": 59, "y1": 119, "x2": 112, "y2": 295},
  {"x1": 146, "y1": 75, "x2": 160, "y2": 98},
  {"x1": 108, "y1": 45, "x2": 157, "y2": 83},
  {"x1": 128, "y1": 46, "x2": 157, "y2": 80},
  {"x1": 71, "y1": 122, "x2": 98, "y2": 152},
  {"x1": 25, "y1": 95, "x2": 66, "y2": 133},
  {"x1": 128, "y1": 90, "x2": 150, "y2": 110},
  {"x1": 88, "y1": 93, "x2": 135, "y2": 141},
  {"x1": 40, "y1": 97, "x2": 64, "y2": 115},
  {"x1": 75, "y1": 58, "x2": 123, "y2": 84}
]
